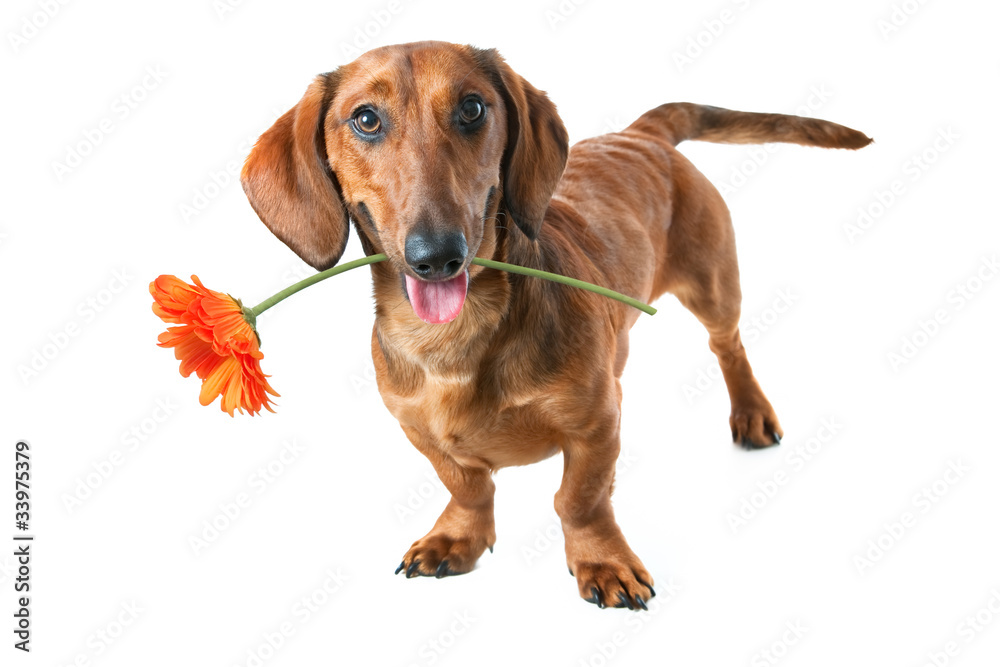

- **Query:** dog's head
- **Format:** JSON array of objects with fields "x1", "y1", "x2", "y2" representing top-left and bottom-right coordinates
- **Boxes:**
[{"x1": 241, "y1": 41, "x2": 568, "y2": 324}]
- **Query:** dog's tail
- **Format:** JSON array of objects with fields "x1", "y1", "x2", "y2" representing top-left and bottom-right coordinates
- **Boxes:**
[{"x1": 631, "y1": 102, "x2": 873, "y2": 150}]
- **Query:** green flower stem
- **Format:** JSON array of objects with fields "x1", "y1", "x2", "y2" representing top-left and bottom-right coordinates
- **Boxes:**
[
  {"x1": 250, "y1": 254, "x2": 388, "y2": 317},
  {"x1": 249, "y1": 252, "x2": 656, "y2": 317},
  {"x1": 469, "y1": 257, "x2": 656, "y2": 315}
]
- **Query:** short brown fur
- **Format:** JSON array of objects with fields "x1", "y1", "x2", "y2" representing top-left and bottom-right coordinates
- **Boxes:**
[{"x1": 242, "y1": 41, "x2": 871, "y2": 609}]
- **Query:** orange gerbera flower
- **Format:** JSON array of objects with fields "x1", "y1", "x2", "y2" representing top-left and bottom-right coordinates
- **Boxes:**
[
  {"x1": 149, "y1": 253, "x2": 654, "y2": 417},
  {"x1": 150, "y1": 275, "x2": 278, "y2": 416}
]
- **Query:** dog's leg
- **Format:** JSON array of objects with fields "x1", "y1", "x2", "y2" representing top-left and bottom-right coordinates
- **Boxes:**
[
  {"x1": 396, "y1": 432, "x2": 496, "y2": 578},
  {"x1": 705, "y1": 316, "x2": 783, "y2": 449},
  {"x1": 556, "y1": 411, "x2": 655, "y2": 610},
  {"x1": 665, "y1": 186, "x2": 783, "y2": 448},
  {"x1": 676, "y1": 263, "x2": 783, "y2": 447}
]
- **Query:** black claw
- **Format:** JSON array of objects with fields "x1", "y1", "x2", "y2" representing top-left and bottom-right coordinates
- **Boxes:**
[
  {"x1": 616, "y1": 591, "x2": 635, "y2": 610},
  {"x1": 488, "y1": 545, "x2": 494, "y2": 554},
  {"x1": 435, "y1": 561, "x2": 450, "y2": 578},
  {"x1": 773, "y1": 433, "x2": 782, "y2": 445},
  {"x1": 395, "y1": 561, "x2": 406, "y2": 575},
  {"x1": 637, "y1": 578, "x2": 656, "y2": 598},
  {"x1": 586, "y1": 586, "x2": 605, "y2": 609},
  {"x1": 406, "y1": 560, "x2": 420, "y2": 578},
  {"x1": 568, "y1": 567, "x2": 575, "y2": 577},
  {"x1": 634, "y1": 594, "x2": 648, "y2": 611}
]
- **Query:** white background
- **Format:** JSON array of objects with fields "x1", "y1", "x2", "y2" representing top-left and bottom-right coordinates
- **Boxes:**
[{"x1": 2, "y1": 0, "x2": 999, "y2": 665}]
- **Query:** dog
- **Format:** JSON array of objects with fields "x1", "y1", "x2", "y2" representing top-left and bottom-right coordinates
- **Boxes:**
[{"x1": 240, "y1": 41, "x2": 871, "y2": 610}]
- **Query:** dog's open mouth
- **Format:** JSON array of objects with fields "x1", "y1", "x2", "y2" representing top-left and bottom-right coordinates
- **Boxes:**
[{"x1": 404, "y1": 271, "x2": 469, "y2": 324}]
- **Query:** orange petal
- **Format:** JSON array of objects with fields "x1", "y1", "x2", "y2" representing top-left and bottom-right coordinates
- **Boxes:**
[{"x1": 153, "y1": 275, "x2": 275, "y2": 416}]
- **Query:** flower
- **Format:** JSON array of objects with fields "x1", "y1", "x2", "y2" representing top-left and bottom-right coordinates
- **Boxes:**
[
  {"x1": 149, "y1": 253, "x2": 653, "y2": 416},
  {"x1": 150, "y1": 275, "x2": 278, "y2": 416}
]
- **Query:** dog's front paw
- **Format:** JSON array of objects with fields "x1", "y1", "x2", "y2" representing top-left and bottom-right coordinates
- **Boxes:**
[
  {"x1": 395, "y1": 532, "x2": 493, "y2": 579},
  {"x1": 567, "y1": 546, "x2": 655, "y2": 611}
]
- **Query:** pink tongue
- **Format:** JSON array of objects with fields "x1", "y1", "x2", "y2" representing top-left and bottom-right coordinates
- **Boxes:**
[{"x1": 405, "y1": 271, "x2": 469, "y2": 324}]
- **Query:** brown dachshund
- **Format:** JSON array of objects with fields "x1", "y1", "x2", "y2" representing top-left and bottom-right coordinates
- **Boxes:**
[{"x1": 241, "y1": 41, "x2": 870, "y2": 610}]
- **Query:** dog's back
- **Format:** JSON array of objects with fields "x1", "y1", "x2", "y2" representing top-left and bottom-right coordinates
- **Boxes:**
[{"x1": 549, "y1": 103, "x2": 873, "y2": 308}]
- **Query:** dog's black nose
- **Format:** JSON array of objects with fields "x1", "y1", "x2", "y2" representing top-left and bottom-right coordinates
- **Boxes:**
[{"x1": 404, "y1": 229, "x2": 468, "y2": 280}]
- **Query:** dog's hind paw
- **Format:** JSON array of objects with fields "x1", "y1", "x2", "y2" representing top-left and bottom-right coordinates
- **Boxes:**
[{"x1": 730, "y1": 403, "x2": 783, "y2": 449}]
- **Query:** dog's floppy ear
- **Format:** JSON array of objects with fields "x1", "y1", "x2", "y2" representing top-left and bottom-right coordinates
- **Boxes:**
[
  {"x1": 475, "y1": 48, "x2": 569, "y2": 240},
  {"x1": 241, "y1": 73, "x2": 348, "y2": 271}
]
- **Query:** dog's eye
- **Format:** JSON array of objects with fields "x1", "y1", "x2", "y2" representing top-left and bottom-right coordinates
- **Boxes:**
[
  {"x1": 353, "y1": 108, "x2": 382, "y2": 135},
  {"x1": 458, "y1": 97, "x2": 485, "y2": 126}
]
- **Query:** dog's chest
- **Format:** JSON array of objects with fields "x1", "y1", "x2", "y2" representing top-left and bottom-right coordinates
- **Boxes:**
[{"x1": 381, "y1": 366, "x2": 562, "y2": 468}]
